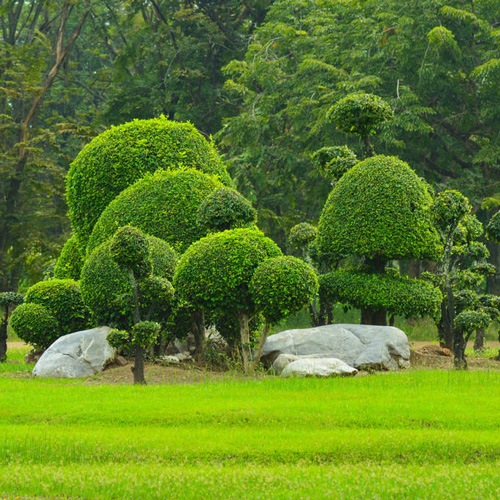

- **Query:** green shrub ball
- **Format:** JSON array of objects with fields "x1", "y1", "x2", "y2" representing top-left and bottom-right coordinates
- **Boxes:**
[
  {"x1": 10, "y1": 303, "x2": 59, "y2": 349},
  {"x1": 318, "y1": 155, "x2": 439, "y2": 262},
  {"x1": 174, "y1": 228, "x2": 282, "y2": 313},
  {"x1": 251, "y1": 256, "x2": 318, "y2": 324},
  {"x1": 25, "y1": 279, "x2": 90, "y2": 336},
  {"x1": 81, "y1": 235, "x2": 177, "y2": 327},
  {"x1": 66, "y1": 117, "x2": 232, "y2": 249},
  {"x1": 110, "y1": 226, "x2": 151, "y2": 280},
  {"x1": 87, "y1": 169, "x2": 224, "y2": 255},
  {"x1": 197, "y1": 187, "x2": 257, "y2": 232},
  {"x1": 53, "y1": 235, "x2": 84, "y2": 281}
]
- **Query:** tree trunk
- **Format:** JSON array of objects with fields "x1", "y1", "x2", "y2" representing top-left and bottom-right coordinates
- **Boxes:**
[
  {"x1": 0, "y1": 307, "x2": 8, "y2": 362},
  {"x1": 453, "y1": 331, "x2": 467, "y2": 370},
  {"x1": 239, "y1": 312, "x2": 252, "y2": 374},
  {"x1": 251, "y1": 324, "x2": 271, "y2": 371},
  {"x1": 190, "y1": 309, "x2": 206, "y2": 361},
  {"x1": 132, "y1": 344, "x2": 146, "y2": 384},
  {"x1": 362, "y1": 309, "x2": 387, "y2": 326},
  {"x1": 473, "y1": 328, "x2": 485, "y2": 352}
]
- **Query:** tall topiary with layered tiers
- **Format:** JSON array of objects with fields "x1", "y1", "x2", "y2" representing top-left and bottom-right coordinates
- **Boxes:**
[
  {"x1": 318, "y1": 155, "x2": 441, "y2": 325},
  {"x1": 66, "y1": 117, "x2": 232, "y2": 250},
  {"x1": 87, "y1": 169, "x2": 224, "y2": 255}
]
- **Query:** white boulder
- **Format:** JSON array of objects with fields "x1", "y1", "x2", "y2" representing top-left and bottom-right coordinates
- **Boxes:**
[
  {"x1": 281, "y1": 358, "x2": 358, "y2": 378},
  {"x1": 33, "y1": 326, "x2": 116, "y2": 378}
]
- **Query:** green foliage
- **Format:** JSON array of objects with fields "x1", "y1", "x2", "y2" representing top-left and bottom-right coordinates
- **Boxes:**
[
  {"x1": 197, "y1": 187, "x2": 257, "y2": 232},
  {"x1": 24, "y1": 279, "x2": 90, "y2": 337},
  {"x1": 108, "y1": 321, "x2": 161, "y2": 350},
  {"x1": 312, "y1": 146, "x2": 357, "y2": 181},
  {"x1": 318, "y1": 155, "x2": 439, "y2": 262},
  {"x1": 319, "y1": 269, "x2": 443, "y2": 320},
  {"x1": 9, "y1": 303, "x2": 58, "y2": 349},
  {"x1": 140, "y1": 276, "x2": 175, "y2": 324},
  {"x1": 454, "y1": 310, "x2": 491, "y2": 334},
  {"x1": 81, "y1": 236, "x2": 177, "y2": 327},
  {"x1": 87, "y1": 169, "x2": 224, "y2": 255},
  {"x1": 0, "y1": 292, "x2": 24, "y2": 309},
  {"x1": 432, "y1": 190, "x2": 471, "y2": 233},
  {"x1": 250, "y1": 256, "x2": 318, "y2": 324},
  {"x1": 289, "y1": 223, "x2": 318, "y2": 250},
  {"x1": 174, "y1": 228, "x2": 282, "y2": 314},
  {"x1": 486, "y1": 211, "x2": 500, "y2": 243},
  {"x1": 53, "y1": 236, "x2": 84, "y2": 281},
  {"x1": 329, "y1": 93, "x2": 394, "y2": 138},
  {"x1": 109, "y1": 226, "x2": 151, "y2": 281},
  {"x1": 66, "y1": 117, "x2": 232, "y2": 250}
]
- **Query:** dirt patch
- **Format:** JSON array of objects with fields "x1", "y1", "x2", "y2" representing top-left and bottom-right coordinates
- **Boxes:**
[{"x1": 410, "y1": 342, "x2": 500, "y2": 371}]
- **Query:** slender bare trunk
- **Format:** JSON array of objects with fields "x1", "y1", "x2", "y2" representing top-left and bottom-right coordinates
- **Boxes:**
[
  {"x1": 251, "y1": 324, "x2": 271, "y2": 371},
  {"x1": 239, "y1": 312, "x2": 252, "y2": 374}
]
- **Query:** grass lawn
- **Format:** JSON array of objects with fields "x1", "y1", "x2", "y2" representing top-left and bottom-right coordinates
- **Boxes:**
[{"x1": 1, "y1": 362, "x2": 500, "y2": 499}]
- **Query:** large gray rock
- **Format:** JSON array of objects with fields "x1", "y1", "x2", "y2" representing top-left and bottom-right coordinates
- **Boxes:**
[
  {"x1": 262, "y1": 324, "x2": 410, "y2": 371},
  {"x1": 281, "y1": 358, "x2": 358, "y2": 378},
  {"x1": 33, "y1": 326, "x2": 116, "y2": 378}
]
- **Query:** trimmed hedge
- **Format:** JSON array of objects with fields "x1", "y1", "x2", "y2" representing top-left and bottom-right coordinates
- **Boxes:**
[
  {"x1": 66, "y1": 117, "x2": 232, "y2": 250},
  {"x1": 87, "y1": 169, "x2": 224, "y2": 255},
  {"x1": 10, "y1": 303, "x2": 59, "y2": 350},
  {"x1": 197, "y1": 187, "x2": 257, "y2": 232},
  {"x1": 53, "y1": 236, "x2": 84, "y2": 281},
  {"x1": 318, "y1": 155, "x2": 439, "y2": 262},
  {"x1": 81, "y1": 235, "x2": 177, "y2": 327},
  {"x1": 251, "y1": 256, "x2": 318, "y2": 324},
  {"x1": 174, "y1": 228, "x2": 282, "y2": 313},
  {"x1": 319, "y1": 269, "x2": 443, "y2": 320},
  {"x1": 24, "y1": 279, "x2": 90, "y2": 336}
]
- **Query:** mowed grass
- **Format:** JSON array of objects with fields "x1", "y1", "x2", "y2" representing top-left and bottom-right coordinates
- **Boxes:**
[{"x1": 1, "y1": 371, "x2": 500, "y2": 499}]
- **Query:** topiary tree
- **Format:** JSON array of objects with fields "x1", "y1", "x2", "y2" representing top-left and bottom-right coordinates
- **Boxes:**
[
  {"x1": 66, "y1": 117, "x2": 233, "y2": 251},
  {"x1": 318, "y1": 155, "x2": 441, "y2": 325},
  {"x1": 80, "y1": 234, "x2": 177, "y2": 328},
  {"x1": 87, "y1": 169, "x2": 224, "y2": 255},
  {"x1": 329, "y1": 93, "x2": 393, "y2": 157},
  {"x1": 10, "y1": 303, "x2": 58, "y2": 350},
  {"x1": 424, "y1": 190, "x2": 498, "y2": 368},
  {"x1": 311, "y1": 146, "x2": 358, "y2": 182},
  {"x1": 197, "y1": 187, "x2": 257, "y2": 233},
  {"x1": 0, "y1": 292, "x2": 24, "y2": 361},
  {"x1": 106, "y1": 226, "x2": 174, "y2": 384},
  {"x1": 53, "y1": 235, "x2": 84, "y2": 281},
  {"x1": 174, "y1": 228, "x2": 282, "y2": 372},
  {"x1": 9, "y1": 279, "x2": 89, "y2": 350},
  {"x1": 250, "y1": 256, "x2": 318, "y2": 370}
]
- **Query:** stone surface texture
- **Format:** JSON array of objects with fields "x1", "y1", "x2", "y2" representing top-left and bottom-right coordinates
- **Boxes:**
[
  {"x1": 263, "y1": 324, "x2": 410, "y2": 371},
  {"x1": 281, "y1": 357, "x2": 358, "y2": 378},
  {"x1": 33, "y1": 326, "x2": 115, "y2": 378}
]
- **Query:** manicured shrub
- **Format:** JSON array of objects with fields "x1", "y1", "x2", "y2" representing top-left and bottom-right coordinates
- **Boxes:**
[
  {"x1": 24, "y1": 279, "x2": 90, "y2": 336},
  {"x1": 81, "y1": 235, "x2": 177, "y2": 327},
  {"x1": 197, "y1": 187, "x2": 257, "y2": 232},
  {"x1": 312, "y1": 146, "x2": 357, "y2": 181},
  {"x1": 174, "y1": 228, "x2": 282, "y2": 372},
  {"x1": 66, "y1": 117, "x2": 233, "y2": 250},
  {"x1": 251, "y1": 256, "x2": 318, "y2": 325},
  {"x1": 289, "y1": 223, "x2": 317, "y2": 250},
  {"x1": 10, "y1": 303, "x2": 59, "y2": 349},
  {"x1": 329, "y1": 93, "x2": 393, "y2": 138},
  {"x1": 319, "y1": 270, "x2": 442, "y2": 320},
  {"x1": 87, "y1": 169, "x2": 224, "y2": 255},
  {"x1": 53, "y1": 236, "x2": 84, "y2": 281},
  {"x1": 109, "y1": 226, "x2": 151, "y2": 280},
  {"x1": 318, "y1": 155, "x2": 439, "y2": 262}
]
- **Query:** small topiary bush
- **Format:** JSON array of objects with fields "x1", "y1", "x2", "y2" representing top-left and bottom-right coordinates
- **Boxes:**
[
  {"x1": 312, "y1": 146, "x2": 357, "y2": 181},
  {"x1": 10, "y1": 303, "x2": 59, "y2": 349},
  {"x1": 87, "y1": 169, "x2": 224, "y2": 255},
  {"x1": 251, "y1": 256, "x2": 318, "y2": 325},
  {"x1": 319, "y1": 269, "x2": 443, "y2": 320},
  {"x1": 53, "y1": 235, "x2": 84, "y2": 281},
  {"x1": 109, "y1": 226, "x2": 151, "y2": 280},
  {"x1": 24, "y1": 279, "x2": 90, "y2": 337},
  {"x1": 318, "y1": 155, "x2": 439, "y2": 263},
  {"x1": 197, "y1": 187, "x2": 257, "y2": 232},
  {"x1": 289, "y1": 223, "x2": 317, "y2": 250},
  {"x1": 81, "y1": 234, "x2": 177, "y2": 327},
  {"x1": 67, "y1": 117, "x2": 233, "y2": 251}
]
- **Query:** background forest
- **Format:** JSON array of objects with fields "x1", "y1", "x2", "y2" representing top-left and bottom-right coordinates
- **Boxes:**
[{"x1": 1, "y1": 0, "x2": 499, "y2": 294}]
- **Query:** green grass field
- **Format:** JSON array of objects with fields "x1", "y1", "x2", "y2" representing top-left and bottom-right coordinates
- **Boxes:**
[{"x1": 1, "y1": 368, "x2": 500, "y2": 499}]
